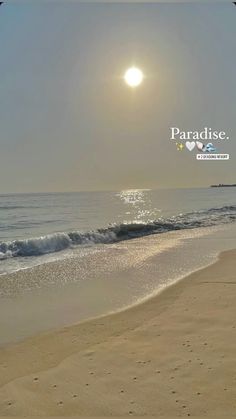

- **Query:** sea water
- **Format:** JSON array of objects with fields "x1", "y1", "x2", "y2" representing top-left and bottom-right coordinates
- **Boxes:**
[
  {"x1": 0, "y1": 188, "x2": 236, "y2": 344},
  {"x1": 0, "y1": 187, "x2": 236, "y2": 272}
]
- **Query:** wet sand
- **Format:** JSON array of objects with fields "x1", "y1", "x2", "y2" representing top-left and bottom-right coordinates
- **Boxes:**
[{"x1": 0, "y1": 249, "x2": 236, "y2": 416}]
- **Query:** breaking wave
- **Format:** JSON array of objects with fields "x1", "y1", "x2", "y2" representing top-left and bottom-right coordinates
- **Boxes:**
[{"x1": 0, "y1": 205, "x2": 236, "y2": 260}]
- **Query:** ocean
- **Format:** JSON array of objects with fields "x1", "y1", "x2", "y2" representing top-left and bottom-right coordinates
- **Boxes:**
[
  {"x1": 0, "y1": 187, "x2": 236, "y2": 272},
  {"x1": 1, "y1": 187, "x2": 236, "y2": 344}
]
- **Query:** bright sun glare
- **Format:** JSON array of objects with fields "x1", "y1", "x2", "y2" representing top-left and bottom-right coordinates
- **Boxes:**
[{"x1": 124, "y1": 67, "x2": 144, "y2": 88}]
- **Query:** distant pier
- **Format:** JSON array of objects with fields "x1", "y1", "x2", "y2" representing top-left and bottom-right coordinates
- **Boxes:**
[{"x1": 211, "y1": 184, "x2": 236, "y2": 188}]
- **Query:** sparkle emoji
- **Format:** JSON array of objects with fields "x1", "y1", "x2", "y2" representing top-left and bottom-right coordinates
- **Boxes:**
[{"x1": 176, "y1": 142, "x2": 184, "y2": 151}]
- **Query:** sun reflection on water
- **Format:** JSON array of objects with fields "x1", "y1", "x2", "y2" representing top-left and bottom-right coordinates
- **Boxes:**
[
  {"x1": 116, "y1": 189, "x2": 161, "y2": 222},
  {"x1": 117, "y1": 189, "x2": 147, "y2": 205}
]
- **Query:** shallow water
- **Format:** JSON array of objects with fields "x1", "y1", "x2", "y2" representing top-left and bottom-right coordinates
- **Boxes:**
[{"x1": 1, "y1": 223, "x2": 236, "y2": 345}]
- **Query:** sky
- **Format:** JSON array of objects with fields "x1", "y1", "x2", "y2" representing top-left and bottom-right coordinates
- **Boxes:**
[{"x1": 0, "y1": 2, "x2": 236, "y2": 193}]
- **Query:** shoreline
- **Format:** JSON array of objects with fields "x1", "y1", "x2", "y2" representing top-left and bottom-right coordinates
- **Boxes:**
[
  {"x1": 0, "y1": 249, "x2": 236, "y2": 415},
  {"x1": 0, "y1": 240, "x2": 220, "y2": 350},
  {"x1": 1, "y1": 223, "x2": 234, "y2": 347}
]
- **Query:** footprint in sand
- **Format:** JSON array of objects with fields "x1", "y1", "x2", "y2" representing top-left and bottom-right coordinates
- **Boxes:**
[{"x1": 84, "y1": 351, "x2": 94, "y2": 358}]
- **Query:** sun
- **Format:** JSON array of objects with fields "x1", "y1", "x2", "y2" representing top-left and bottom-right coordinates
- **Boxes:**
[{"x1": 124, "y1": 67, "x2": 144, "y2": 88}]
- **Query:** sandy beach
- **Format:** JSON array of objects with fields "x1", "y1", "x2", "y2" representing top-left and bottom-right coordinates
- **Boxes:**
[{"x1": 0, "y1": 249, "x2": 236, "y2": 416}]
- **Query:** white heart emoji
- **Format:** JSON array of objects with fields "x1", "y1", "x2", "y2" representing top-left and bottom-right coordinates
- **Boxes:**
[{"x1": 185, "y1": 141, "x2": 196, "y2": 152}]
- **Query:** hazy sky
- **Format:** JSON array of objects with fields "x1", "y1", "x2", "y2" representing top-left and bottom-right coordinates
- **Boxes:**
[{"x1": 0, "y1": 2, "x2": 235, "y2": 193}]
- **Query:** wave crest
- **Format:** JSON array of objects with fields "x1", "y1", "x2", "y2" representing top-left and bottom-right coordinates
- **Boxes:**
[{"x1": 0, "y1": 205, "x2": 236, "y2": 259}]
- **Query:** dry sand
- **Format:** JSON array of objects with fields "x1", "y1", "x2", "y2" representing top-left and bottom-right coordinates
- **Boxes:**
[{"x1": 0, "y1": 249, "x2": 236, "y2": 416}]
